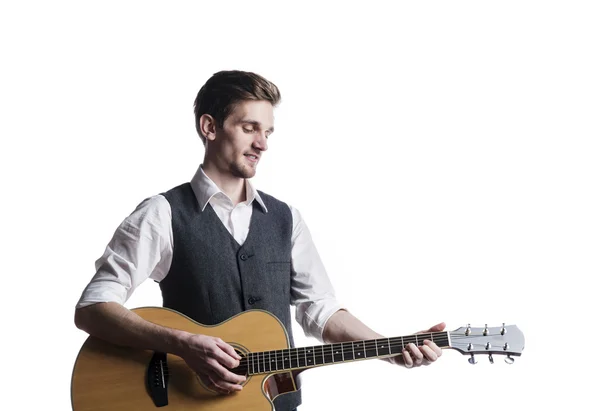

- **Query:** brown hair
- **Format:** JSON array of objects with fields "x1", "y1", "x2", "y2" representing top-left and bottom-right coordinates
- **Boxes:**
[{"x1": 193, "y1": 70, "x2": 281, "y2": 144}]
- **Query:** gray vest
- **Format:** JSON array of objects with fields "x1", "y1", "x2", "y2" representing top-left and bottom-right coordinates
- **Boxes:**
[{"x1": 160, "y1": 183, "x2": 301, "y2": 410}]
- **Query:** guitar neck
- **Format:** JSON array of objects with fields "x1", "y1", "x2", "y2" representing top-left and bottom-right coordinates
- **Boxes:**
[{"x1": 245, "y1": 331, "x2": 450, "y2": 375}]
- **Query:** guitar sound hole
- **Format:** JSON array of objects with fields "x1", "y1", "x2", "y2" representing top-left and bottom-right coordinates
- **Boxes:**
[{"x1": 230, "y1": 349, "x2": 250, "y2": 380}]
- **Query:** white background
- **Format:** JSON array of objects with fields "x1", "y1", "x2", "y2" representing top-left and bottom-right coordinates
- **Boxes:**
[{"x1": 1, "y1": 1, "x2": 599, "y2": 410}]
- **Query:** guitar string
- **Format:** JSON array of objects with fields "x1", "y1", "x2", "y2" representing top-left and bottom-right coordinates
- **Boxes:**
[
  {"x1": 236, "y1": 336, "x2": 451, "y2": 367},
  {"x1": 233, "y1": 332, "x2": 507, "y2": 366},
  {"x1": 237, "y1": 333, "x2": 509, "y2": 358},
  {"x1": 157, "y1": 333, "x2": 510, "y2": 376},
  {"x1": 235, "y1": 333, "x2": 513, "y2": 370}
]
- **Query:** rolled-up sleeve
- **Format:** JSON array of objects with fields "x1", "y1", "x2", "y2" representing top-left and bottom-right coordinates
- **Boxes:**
[
  {"x1": 76, "y1": 195, "x2": 173, "y2": 308},
  {"x1": 289, "y1": 206, "x2": 345, "y2": 342}
]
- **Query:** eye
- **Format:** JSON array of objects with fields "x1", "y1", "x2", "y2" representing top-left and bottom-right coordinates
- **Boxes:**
[{"x1": 243, "y1": 127, "x2": 254, "y2": 133}]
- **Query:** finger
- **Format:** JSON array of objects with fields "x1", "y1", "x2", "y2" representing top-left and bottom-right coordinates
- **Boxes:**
[
  {"x1": 417, "y1": 322, "x2": 446, "y2": 334},
  {"x1": 207, "y1": 371, "x2": 244, "y2": 394},
  {"x1": 419, "y1": 344, "x2": 438, "y2": 362},
  {"x1": 423, "y1": 340, "x2": 443, "y2": 357},
  {"x1": 209, "y1": 359, "x2": 247, "y2": 385},
  {"x1": 402, "y1": 348, "x2": 413, "y2": 368},
  {"x1": 198, "y1": 373, "x2": 230, "y2": 395},
  {"x1": 209, "y1": 345, "x2": 241, "y2": 369},
  {"x1": 215, "y1": 338, "x2": 242, "y2": 360},
  {"x1": 427, "y1": 322, "x2": 446, "y2": 332},
  {"x1": 407, "y1": 343, "x2": 424, "y2": 365}
]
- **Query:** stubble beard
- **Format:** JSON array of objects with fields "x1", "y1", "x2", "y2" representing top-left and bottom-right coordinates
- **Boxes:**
[{"x1": 230, "y1": 159, "x2": 257, "y2": 179}]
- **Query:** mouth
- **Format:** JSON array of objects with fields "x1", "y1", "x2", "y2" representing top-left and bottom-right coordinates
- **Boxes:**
[{"x1": 244, "y1": 154, "x2": 260, "y2": 163}]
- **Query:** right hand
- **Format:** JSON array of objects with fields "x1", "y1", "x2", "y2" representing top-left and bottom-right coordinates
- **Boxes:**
[{"x1": 180, "y1": 334, "x2": 246, "y2": 395}]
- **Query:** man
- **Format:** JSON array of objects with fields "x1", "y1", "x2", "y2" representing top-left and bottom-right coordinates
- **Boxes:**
[{"x1": 74, "y1": 70, "x2": 444, "y2": 410}]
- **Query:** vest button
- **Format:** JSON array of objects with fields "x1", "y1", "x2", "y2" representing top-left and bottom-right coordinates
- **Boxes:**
[
  {"x1": 248, "y1": 296, "x2": 261, "y2": 305},
  {"x1": 240, "y1": 254, "x2": 248, "y2": 261}
]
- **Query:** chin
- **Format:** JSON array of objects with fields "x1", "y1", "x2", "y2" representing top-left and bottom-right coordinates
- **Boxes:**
[{"x1": 231, "y1": 163, "x2": 257, "y2": 179}]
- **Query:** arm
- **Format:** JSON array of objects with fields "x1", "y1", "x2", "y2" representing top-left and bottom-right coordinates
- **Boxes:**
[
  {"x1": 75, "y1": 301, "x2": 245, "y2": 393},
  {"x1": 75, "y1": 301, "x2": 190, "y2": 355},
  {"x1": 74, "y1": 196, "x2": 244, "y2": 394},
  {"x1": 288, "y1": 206, "x2": 443, "y2": 368}
]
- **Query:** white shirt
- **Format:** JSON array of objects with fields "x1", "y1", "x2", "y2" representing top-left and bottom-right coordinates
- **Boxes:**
[{"x1": 77, "y1": 165, "x2": 344, "y2": 341}]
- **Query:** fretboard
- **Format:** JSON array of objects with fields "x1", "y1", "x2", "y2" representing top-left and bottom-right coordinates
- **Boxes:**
[{"x1": 244, "y1": 331, "x2": 450, "y2": 375}]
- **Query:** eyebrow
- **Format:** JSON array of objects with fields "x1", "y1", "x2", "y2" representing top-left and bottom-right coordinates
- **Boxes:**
[{"x1": 241, "y1": 120, "x2": 274, "y2": 133}]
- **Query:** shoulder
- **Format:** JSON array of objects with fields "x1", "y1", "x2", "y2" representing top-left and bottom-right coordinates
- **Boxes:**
[{"x1": 121, "y1": 194, "x2": 172, "y2": 230}]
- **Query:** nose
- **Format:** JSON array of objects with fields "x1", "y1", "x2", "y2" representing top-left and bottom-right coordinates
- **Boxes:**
[{"x1": 252, "y1": 132, "x2": 268, "y2": 152}]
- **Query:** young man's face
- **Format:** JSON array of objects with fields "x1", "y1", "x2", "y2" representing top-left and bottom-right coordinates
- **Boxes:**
[{"x1": 210, "y1": 100, "x2": 275, "y2": 179}]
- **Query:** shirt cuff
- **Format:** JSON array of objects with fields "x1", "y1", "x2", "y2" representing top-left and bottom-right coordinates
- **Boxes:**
[
  {"x1": 75, "y1": 281, "x2": 128, "y2": 309},
  {"x1": 295, "y1": 298, "x2": 346, "y2": 342}
]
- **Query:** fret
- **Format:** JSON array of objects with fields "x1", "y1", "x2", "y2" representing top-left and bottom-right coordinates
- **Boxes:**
[
  {"x1": 306, "y1": 347, "x2": 314, "y2": 367},
  {"x1": 291, "y1": 348, "x2": 297, "y2": 369},
  {"x1": 264, "y1": 351, "x2": 268, "y2": 372},
  {"x1": 376, "y1": 338, "x2": 390, "y2": 356},
  {"x1": 332, "y1": 343, "x2": 343, "y2": 362},
  {"x1": 437, "y1": 331, "x2": 450, "y2": 347},
  {"x1": 390, "y1": 337, "x2": 402, "y2": 355},
  {"x1": 353, "y1": 341, "x2": 365, "y2": 360},
  {"x1": 276, "y1": 349, "x2": 285, "y2": 370},
  {"x1": 250, "y1": 352, "x2": 255, "y2": 375},
  {"x1": 315, "y1": 345, "x2": 324, "y2": 365},
  {"x1": 259, "y1": 332, "x2": 450, "y2": 374},
  {"x1": 342, "y1": 342, "x2": 352, "y2": 361},
  {"x1": 365, "y1": 339, "x2": 378, "y2": 358},
  {"x1": 323, "y1": 344, "x2": 333, "y2": 364},
  {"x1": 297, "y1": 348, "x2": 306, "y2": 368},
  {"x1": 260, "y1": 351, "x2": 265, "y2": 373},
  {"x1": 269, "y1": 350, "x2": 274, "y2": 371}
]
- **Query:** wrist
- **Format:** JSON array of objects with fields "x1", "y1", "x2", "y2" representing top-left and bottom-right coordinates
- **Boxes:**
[{"x1": 165, "y1": 329, "x2": 193, "y2": 358}]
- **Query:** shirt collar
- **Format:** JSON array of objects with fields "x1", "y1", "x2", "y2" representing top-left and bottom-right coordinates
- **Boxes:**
[{"x1": 190, "y1": 164, "x2": 268, "y2": 213}]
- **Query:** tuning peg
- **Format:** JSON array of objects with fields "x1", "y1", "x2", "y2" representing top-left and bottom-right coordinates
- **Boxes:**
[
  {"x1": 465, "y1": 324, "x2": 471, "y2": 336},
  {"x1": 483, "y1": 324, "x2": 489, "y2": 336},
  {"x1": 501, "y1": 323, "x2": 506, "y2": 335},
  {"x1": 468, "y1": 353, "x2": 477, "y2": 365},
  {"x1": 488, "y1": 353, "x2": 494, "y2": 364},
  {"x1": 504, "y1": 355, "x2": 515, "y2": 365}
]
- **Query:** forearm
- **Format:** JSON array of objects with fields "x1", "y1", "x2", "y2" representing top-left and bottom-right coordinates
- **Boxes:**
[
  {"x1": 322, "y1": 309, "x2": 384, "y2": 343},
  {"x1": 74, "y1": 302, "x2": 190, "y2": 357}
]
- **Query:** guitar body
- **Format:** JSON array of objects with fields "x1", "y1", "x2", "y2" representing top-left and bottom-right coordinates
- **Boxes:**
[{"x1": 71, "y1": 307, "x2": 300, "y2": 411}]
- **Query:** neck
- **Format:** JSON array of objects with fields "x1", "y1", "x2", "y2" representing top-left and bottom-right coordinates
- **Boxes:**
[
  {"x1": 201, "y1": 162, "x2": 247, "y2": 205},
  {"x1": 242, "y1": 331, "x2": 451, "y2": 375}
]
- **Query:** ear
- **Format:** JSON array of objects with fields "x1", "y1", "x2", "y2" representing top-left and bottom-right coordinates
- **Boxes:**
[{"x1": 199, "y1": 114, "x2": 217, "y2": 141}]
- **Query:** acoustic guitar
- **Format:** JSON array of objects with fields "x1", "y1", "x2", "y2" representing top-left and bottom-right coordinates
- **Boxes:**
[{"x1": 71, "y1": 307, "x2": 525, "y2": 410}]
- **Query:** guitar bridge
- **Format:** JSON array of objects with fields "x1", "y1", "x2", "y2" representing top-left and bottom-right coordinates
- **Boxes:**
[{"x1": 147, "y1": 352, "x2": 169, "y2": 407}]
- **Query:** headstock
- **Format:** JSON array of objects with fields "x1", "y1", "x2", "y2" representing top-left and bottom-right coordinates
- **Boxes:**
[{"x1": 449, "y1": 323, "x2": 524, "y2": 364}]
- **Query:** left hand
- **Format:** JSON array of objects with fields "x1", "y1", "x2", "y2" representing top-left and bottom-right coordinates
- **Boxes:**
[{"x1": 391, "y1": 322, "x2": 445, "y2": 368}]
